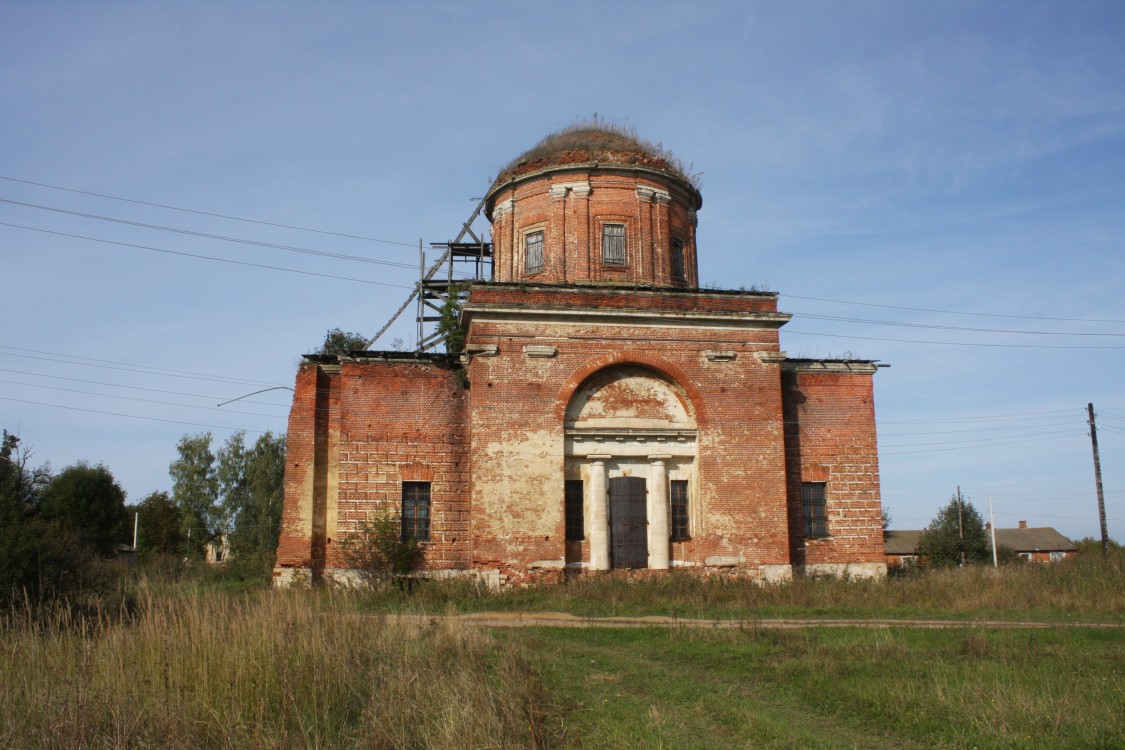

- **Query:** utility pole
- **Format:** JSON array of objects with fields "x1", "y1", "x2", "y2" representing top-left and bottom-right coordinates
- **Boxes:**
[
  {"x1": 133, "y1": 511, "x2": 139, "y2": 551},
  {"x1": 1088, "y1": 403, "x2": 1109, "y2": 558},
  {"x1": 988, "y1": 496, "x2": 998, "y2": 568},
  {"x1": 956, "y1": 486, "x2": 965, "y2": 567}
]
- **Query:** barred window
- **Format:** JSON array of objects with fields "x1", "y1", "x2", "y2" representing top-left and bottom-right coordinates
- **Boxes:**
[
  {"x1": 525, "y1": 230, "x2": 544, "y2": 275},
  {"x1": 401, "y1": 481, "x2": 431, "y2": 541},
  {"x1": 802, "y1": 482, "x2": 827, "y2": 539},
  {"x1": 565, "y1": 480, "x2": 584, "y2": 540},
  {"x1": 671, "y1": 237, "x2": 685, "y2": 281},
  {"x1": 602, "y1": 224, "x2": 626, "y2": 266},
  {"x1": 670, "y1": 480, "x2": 690, "y2": 541}
]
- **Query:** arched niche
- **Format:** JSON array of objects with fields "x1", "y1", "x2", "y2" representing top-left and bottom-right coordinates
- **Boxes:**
[{"x1": 564, "y1": 365, "x2": 696, "y2": 432}]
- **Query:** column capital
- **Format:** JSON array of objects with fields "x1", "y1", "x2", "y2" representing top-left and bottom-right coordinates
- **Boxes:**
[
  {"x1": 647, "y1": 454, "x2": 673, "y2": 463},
  {"x1": 587, "y1": 454, "x2": 613, "y2": 462}
]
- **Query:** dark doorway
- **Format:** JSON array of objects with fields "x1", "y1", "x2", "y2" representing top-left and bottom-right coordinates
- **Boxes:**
[{"x1": 609, "y1": 476, "x2": 648, "y2": 569}]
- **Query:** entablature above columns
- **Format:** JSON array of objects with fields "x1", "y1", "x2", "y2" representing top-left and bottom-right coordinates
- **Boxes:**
[{"x1": 462, "y1": 303, "x2": 792, "y2": 331}]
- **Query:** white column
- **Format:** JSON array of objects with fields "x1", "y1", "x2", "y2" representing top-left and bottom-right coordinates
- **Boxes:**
[
  {"x1": 588, "y1": 455, "x2": 611, "y2": 571},
  {"x1": 648, "y1": 455, "x2": 671, "y2": 570}
]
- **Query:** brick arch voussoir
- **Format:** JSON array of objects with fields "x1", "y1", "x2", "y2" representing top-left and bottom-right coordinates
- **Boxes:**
[{"x1": 554, "y1": 350, "x2": 707, "y2": 425}]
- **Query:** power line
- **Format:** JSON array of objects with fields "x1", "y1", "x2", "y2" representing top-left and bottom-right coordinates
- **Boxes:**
[
  {"x1": 782, "y1": 292, "x2": 1125, "y2": 325},
  {"x1": 0, "y1": 222, "x2": 415, "y2": 290},
  {"x1": 0, "y1": 174, "x2": 417, "y2": 247},
  {"x1": 880, "y1": 432, "x2": 1086, "y2": 455},
  {"x1": 879, "y1": 427, "x2": 1084, "y2": 449},
  {"x1": 879, "y1": 418, "x2": 1080, "y2": 436},
  {"x1": 0, "y1": 378, "x2": 283, "y2": 418},
  {"x1": 881, "y1": 409, "x2": 1079, "y2": 424},
  {"x1": 784, "y1": 328, "x2": 1125, "y2": 350},
  {"x1": 0, "y1": 197, "x2": 450, "y2": 274},
  {"x1": 0, "y1": 368, "x2": 290, "y2": 406},
  {"x1": 792, "y1": 312, "x2": 1125, "y2": 338},
  {"x1": 0, "y1": 396, "x2": 271, "y2": 434},
  {"x1": 0, "y1": 345, "x2": 285, "y2": 387}
]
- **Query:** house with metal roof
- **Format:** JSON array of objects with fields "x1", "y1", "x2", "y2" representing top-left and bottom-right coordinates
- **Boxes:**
[{"x1": 885, "y1": 521, "x2": 1077, "y2": 568}]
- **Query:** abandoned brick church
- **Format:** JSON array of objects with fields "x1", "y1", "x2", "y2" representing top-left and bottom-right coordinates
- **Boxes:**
[{"x1": 274, "y1": 127, "x2": 888, "y2": 586}]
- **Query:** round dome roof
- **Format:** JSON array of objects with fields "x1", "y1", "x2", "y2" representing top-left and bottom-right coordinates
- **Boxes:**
[{"x1": 492, "y1": 124, "x2": 696, "y2": 188}]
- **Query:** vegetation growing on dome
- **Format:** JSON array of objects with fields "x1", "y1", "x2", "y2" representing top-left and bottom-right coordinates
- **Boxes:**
[{"x1": 495, "y1": 120, "x2": 699, "y2": 188}]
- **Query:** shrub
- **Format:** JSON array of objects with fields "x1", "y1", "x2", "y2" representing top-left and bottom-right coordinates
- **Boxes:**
[{"x1": 339, "y1": 511, "x2": 425, "y2": 591}]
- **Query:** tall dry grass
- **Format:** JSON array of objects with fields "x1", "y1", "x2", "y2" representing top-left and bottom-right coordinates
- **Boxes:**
[
  {"x1": 0, "y1": 588, "x2": 555, "y2": 749},
  {"x1": 380, "y1": 546, "x2": 1125, "y2": 621}
]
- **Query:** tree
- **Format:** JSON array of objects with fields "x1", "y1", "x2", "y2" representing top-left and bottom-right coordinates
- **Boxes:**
[
  {"x1": 217, "y1": 431, "x2": 286, "y2": 570},
  {"x1": 916, "y1": 487, "x2": 990, "y2": 567},
  {"x1": 435, "y1": 285, "x2": 468, "y2": 355},
  {"x1": 170, "y1": 433, "x2": 219, "y2": 553},
  {"x1": 0, "y1": 430, "x2": 51, "y2": 512},
  {"x1": 0, "y1": 431, "x2": 123, "y2": 605},
  {"x1": 134, "y1": 491, "x2": 184, "y2": 558},
  {"x1": 38, "y1": 463, "x2": 128, "y2": 557},
  {"x1": 319, "y1": 328, "x2": 368, "y2": 356}
]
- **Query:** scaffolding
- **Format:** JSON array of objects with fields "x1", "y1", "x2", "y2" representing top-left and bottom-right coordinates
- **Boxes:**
[{"x1": 364, "y1": 196, "x2": 492, "y2": 352}]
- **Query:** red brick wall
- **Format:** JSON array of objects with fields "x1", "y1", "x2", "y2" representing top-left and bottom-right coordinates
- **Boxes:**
[
  {"x1": 488, "y1": 168, "x2": 699, "y2": 287},
  {"x1": 332, "y1": 360, "x2": 469, "y2": 570},
  {"x1": 277, "y1": 286, "x2": 884, "y2": 583},
  {"x1": 466, "y1": 284, "x2": 792, "y2": 581},
  {"x1": 276, "y1": 363, "x2": 339, "y2": 573},
  {"x1": 782, "y1": 368, "x2": 885, "y2": 566},
  {"x1": 275, "y1": 357, "x2": 469, "y2": 577}
]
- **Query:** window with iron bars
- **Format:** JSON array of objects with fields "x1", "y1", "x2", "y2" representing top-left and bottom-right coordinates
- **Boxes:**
[
  {"x1": 670, "y1": 479, "x2": 690, "y2": 541},
  {"x1": 602, "y1": 224, "x2": 626, "y2": 266},
  {"x1": 802, "y1": 482, "x2": 827, "y2": 539},
  {"x1": 671, "y1": 237, "x2": 686, "y2": 281},
  {"x1": 401, "y1": 481, "x2": 431, "y2": 541},
  {"x1": 565, "y1": 480, "x2": 584, "y2": 540},
  {"x1": 525, "y1": 230, "x2": 544, "y2": 275}
]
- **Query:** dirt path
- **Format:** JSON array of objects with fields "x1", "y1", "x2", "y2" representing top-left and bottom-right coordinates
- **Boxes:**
[{"x1": 380, "y1": 611, "x2": 1124, "y2": 629}]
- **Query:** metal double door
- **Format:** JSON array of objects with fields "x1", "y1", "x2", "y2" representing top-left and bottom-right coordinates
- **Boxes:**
[{"x1": 608, "y1": 476, "x2": 647, "y2": 569}]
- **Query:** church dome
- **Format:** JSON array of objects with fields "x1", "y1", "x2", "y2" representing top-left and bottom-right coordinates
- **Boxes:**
[
  {"x1": 485, "y1": 124, "x2": 702, "y2": 288},
  {"x1": 492, "y1": 125, "x2": 698, "y2": 197}
]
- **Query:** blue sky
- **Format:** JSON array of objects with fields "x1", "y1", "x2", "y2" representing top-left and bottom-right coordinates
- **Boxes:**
[{"x1": 2, "y1": 1, "x2": 1123, "y2": 541}]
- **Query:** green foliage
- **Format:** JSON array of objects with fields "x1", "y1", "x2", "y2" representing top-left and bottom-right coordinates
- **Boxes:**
[
  {"x1": 916, "y1": 488, "x2": 990, "y2": 567},
  {"x1": 218, "y1": 431, "x2": 286, "y2": 578},
  {"x1": 0, "y1": 432, "x2": 125, "y2": 606},
  {"x1": 0, "y1": 430, "x2": 50, "y2": 513},
  {"x1": 169, "y1": 431, "x2": 285, "y2": 572},
  {"x1": 169, "y1": 433, "x2": 219, "y2": 553},
  {"x1": 38, "y1": 463, "x2": 128, "y2": 557},
  {"x1": 318, "y1": 328, "x2": 368, "y2": 355},
  {"x1": 436, "y1": 284, "x2": 468, "y2": 355},
  {"x1": 339, "y1": 511, "x2": 425, "y2": 590},
  {"x1": 134, "y1": 491, "x2": 184, "y2": 559}
]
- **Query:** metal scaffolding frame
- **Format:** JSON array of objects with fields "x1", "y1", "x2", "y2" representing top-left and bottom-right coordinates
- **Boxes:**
[{"x1": 364, "y1": 196, "x2": 492, "y2": 352}]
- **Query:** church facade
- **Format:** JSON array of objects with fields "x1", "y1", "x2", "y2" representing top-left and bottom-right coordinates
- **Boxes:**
[{"x1": 274, "y1": 127, "x2": 887, "y2": 586}]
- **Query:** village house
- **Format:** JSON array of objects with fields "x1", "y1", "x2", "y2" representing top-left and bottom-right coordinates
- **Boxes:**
[
  {"x1": 274, "y1": 126, "x2": 889, "y2": 587},
  {"x1": 884, "y1": 521, "x2": 1077, "y2": 569}
]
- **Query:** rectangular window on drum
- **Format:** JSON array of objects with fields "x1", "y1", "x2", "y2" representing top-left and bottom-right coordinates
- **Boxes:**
[
  {"x1": 671, "y1": 237, "x2": 685, "y2": 281},
  {"x1": 602, "y1": 224, "x2": 626, "y2": 266},
  {"x1": 525, "y1": 230, "x2": 544, "y2": 275}
]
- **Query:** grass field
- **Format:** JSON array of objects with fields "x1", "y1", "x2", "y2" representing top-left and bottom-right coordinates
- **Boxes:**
[
  {"x1": 355, "y1": 548, "x2": 1125, "y2": 624},
  {"x1": 509, "y1": 626, "x2": 1124, "y2": 749},
  {"x1": 1, "y1": 552, "x2": 1122, "y2": 748}
]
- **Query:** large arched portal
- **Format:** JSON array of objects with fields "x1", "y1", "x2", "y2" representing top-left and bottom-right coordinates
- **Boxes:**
[{"x1": 564, "y1": 365, "x2": 698, "y2": 570}]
